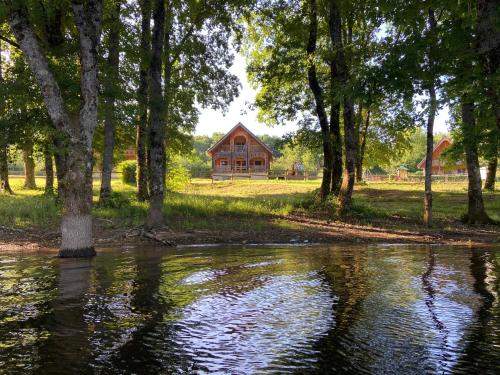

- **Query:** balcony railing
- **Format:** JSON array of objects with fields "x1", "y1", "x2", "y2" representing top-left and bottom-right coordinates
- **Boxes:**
[
  {"x1": 234, "y1": 145, "x2": 247, "y2": 152},
  {"x1": 213, "y1": 166, "x2": 231, "y2": 173},
  {"x1": 249, "y1": 166, "x2": 266, "y2": 172}
]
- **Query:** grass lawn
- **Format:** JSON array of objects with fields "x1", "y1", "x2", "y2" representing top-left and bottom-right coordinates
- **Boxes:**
[{"x1": 0, "y1": 176, "x2": 498, "y2": 233}]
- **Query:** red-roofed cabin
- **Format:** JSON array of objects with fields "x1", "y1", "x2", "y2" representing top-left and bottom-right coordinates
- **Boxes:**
[
  {"x1": 417, "y1": 138, "x2": 466, "y2": 175},
  {"x1": 207, "y1": 122, "x2": 273, "y2": 180}
]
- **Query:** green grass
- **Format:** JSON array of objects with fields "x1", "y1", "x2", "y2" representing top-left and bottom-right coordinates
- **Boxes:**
[{"x1": 0, "y1": 177, "x2": 498, "y2": 232}]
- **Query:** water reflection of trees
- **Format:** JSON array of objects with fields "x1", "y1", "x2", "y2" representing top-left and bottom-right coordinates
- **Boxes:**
[
  {"x1": 37, "y1": 258, "x2": 94, "y2": 374},
  {"x1": 421, "y1": 246, "x2": 450, "y2": 370},
  {"x1": 0, "y1": 255, "x2": 57, "y2": 374},
  {"x1": 458, "y1": 248, "x2": 499, "y2": 371},
  {"x1": 107, "y1": 248, "x2": 195, "y2": 373},
  {"x1": 307, "y1": 247, "x2": 372, "y2": 373}
]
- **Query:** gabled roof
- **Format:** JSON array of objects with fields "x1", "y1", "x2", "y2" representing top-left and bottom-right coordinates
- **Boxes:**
[
  {"x1": 206, "y1": 122, "x2": 274, "y2": 156},
  {"x1": 417, "y1": 137, "x2": 452, "y2": 169}
]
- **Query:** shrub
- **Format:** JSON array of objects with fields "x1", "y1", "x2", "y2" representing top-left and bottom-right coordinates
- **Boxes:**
[
  {"x1": 167, "y1": 162, "x2": 190, "y2": 191},
  {"x1": 118, "y1": 160, "x2": 137, "y2": 184}
]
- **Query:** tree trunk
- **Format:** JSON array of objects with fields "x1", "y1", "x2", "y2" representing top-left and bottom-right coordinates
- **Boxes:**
[
  {"x1": 484, "y1": 157, "x2": 497, "y2": 191},
  {"x1": 330, "y1": 63, "x2": 342, "y2": 195},
  {"x1": 44, "y1": 147, "x2": 54, "y2": 195},
  {"x1": 53, "y1": 135, "x2": 67, "y2": 198},
  {"x1": 329, "y1": 0, "x2": 354, "y2": 216},
  {"x1": 477, "y1": 0, "x2": 499, "y2": 192},
  {"x1": 461, "y1": 97, "x2": 491, "y2": 224},
  {"x1": 0, "y1": 43, "x2": 12, "y2": 195},
  {"x1": 136, "y1": 0, "x2": 151, "y2": 202},
  {"x1": 99, "y1": 2, "x2": 121, "y2": 203},
  {"x1": 145, "y1": 0, "x2": 166, "y2": 229},
  {"x1": 9, "y1": 1, "x2": 102, "y2": 257},
  {"x1": 307, "y1": 0, "x2": 333, "y2": 200},
  {"x1": 22, "y1": 142, "x2": 37, "y2": 189},
  {"x1": 59, "y1": 143, "x2": 95, "y2": 257},
  {"x1": 0, "y1": 145, "x2": 13, "y2": 194},
  {"x1": 356, "y1": 109, "x2": 370, "y2": 182},
  {"x1": 424, "y1": 8, "x2": 437, "y2": 227},
  {"x1": 423, "y1": 85, "x2": 436, "y2": 226},
  {"x1": 338, "y1": 100, "x2": 356, "y2": 216}
]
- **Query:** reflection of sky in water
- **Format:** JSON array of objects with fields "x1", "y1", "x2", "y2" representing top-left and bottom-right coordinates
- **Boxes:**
[
  {"x1": 179, "y1": 269, "x2": 228, "y2": 285},
  {"x1": 174, "y1": 273, "x2": 334, "y2": 374}
]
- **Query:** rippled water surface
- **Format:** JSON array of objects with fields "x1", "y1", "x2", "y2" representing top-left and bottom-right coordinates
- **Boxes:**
[{"x1": 0, "y1": 244, "x2": 499, "y2": 374}]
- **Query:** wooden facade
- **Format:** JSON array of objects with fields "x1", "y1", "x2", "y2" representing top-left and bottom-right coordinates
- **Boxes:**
[
  {"x1": 207, "y1": 123, "x2": 273, "y2": 180},
  {"x1": 417, "y1": 138, "x2": 466, "y2": 175}
]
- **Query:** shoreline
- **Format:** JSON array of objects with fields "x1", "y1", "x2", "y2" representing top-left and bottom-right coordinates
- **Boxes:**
[{"x1": 1, "y1": 215, "x2": 498, "y2": 252}]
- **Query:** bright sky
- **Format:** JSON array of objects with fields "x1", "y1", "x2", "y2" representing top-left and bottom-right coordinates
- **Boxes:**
[{"x1": 196, "y1": 53, "x2": 450, "y2": 137}]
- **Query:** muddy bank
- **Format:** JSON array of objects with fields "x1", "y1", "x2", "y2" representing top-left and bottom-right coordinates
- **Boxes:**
[{"x1": 0, "y1": 215, "x2": 498, "y2": 252}]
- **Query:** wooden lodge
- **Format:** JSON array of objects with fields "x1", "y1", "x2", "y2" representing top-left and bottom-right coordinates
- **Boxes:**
[
  {"x1": 207, "y1": 122, "x2": 273, "y2": 180},
  {"x1": 417, "y1": 137, "x2": 466, "y2": 175}
]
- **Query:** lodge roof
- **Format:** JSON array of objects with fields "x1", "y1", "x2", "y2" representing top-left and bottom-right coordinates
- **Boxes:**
[
  {"x1": 206, "y1": 122, "x2": 274, "y2": 156},
  {"x1": 417, "y1": 137, "x2": 452, "y2": 169}
]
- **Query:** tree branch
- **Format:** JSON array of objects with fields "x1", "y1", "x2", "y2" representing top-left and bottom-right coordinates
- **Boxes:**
[{"x1": 0, "y1": 34, "x2": 20, "y2": 49}]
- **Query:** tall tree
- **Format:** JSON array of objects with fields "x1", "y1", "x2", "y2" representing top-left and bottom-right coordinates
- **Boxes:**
[
  {"x1": 477, "y1": 0, "x2": 499, "y2": 191},
  {"x1": 8, "y1": 1, "x2": 103, "y2": 256},
  {"x1": 423, "y1": 8, "x2": 438, "y2": 227},
  {"x1": 136, "y1": 0, "x2": 151, "y2": 202},
  {"x1": 99, "y1": 1, "x2": 122, "y2": 203},
  {"x1": 0, "y1": 40, "x2": 13, "y2": 194},
  {"x1": 306, "y1": 0, "x2": 335, "y2": 199},
  {"x1": 145, "y1": 0, "x2": 166, "y2": 229},
  {"x1": 144, "y1": 0, "x2": 240, "y2": 229},
  {"x1": 330, "y1": 0, "x2": 356, "y2": 216}
]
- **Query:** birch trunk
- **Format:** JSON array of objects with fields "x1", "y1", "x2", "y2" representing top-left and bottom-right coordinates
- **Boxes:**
[
  {"x1": 99, "y1": 3, "x2": 121, "y2": 203},
  {"x1": 136, "y1": 0, "x2": 151, "y2": 202},
  {"x1": 9, "y1": 1, "x2": 102, "y2": 257},
  {"x1": 145, "y1": 0, "x2": 166, "y2": 229}
]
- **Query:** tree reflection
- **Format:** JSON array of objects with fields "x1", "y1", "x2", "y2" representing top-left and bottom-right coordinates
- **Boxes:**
[
  {"x1": 37, "y1": 258, "x2": 93, "y2": 374},
  {"x1": 421, "y1": 246, "x2": 449, "y2": 368},
  {"x1": 459, "y1": 247, "x2": 499, "y2": 370},
  {"x1": 309, "y1": 248, "x2": 371, "y2": 373}
]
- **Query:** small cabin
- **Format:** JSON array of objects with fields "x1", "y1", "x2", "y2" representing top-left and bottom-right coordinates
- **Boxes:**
[
  {"x1": 417, "y1": 138, "x2": 466, "y2": 175},
  {"x1": 207, "y1": 122, "x2": 273, "y2": 180},
  {"x1": 396, "y1": 166, "x2": 409, "y2": 180}
]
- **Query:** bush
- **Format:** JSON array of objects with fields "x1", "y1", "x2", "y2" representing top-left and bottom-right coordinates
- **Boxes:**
[
  {"x1": 118, "y1": 160, "x2": 137, "y2": 184},
  {"x1": 167, "y1": 162, "x2": 190, "y2": 191}
]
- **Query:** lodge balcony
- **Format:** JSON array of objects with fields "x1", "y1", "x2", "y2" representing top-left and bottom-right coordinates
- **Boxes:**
[
  {"x1": 213, "y1": 166, "x2": 267, "y2": 173},
  {"x1": 213, "y1": 145, "x2": 268, "y2": 159}
]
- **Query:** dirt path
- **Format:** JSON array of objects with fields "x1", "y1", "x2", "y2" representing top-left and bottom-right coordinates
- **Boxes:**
[{"x1": 1, "y1": 214, "x2": 498, "y2": 252}]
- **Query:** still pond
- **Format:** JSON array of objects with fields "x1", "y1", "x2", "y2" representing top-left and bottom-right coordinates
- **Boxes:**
[{"x1": 0, "y1": 244, "x2": 499, "y2": 374}]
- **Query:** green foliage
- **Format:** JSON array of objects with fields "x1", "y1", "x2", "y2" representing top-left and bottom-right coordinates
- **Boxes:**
[
  {"x1": 117, "y1": 160, "x2": 137, "y2": 184},
  {"x1": 166, "y1": 160, "x2": 190, "y2": 191}
]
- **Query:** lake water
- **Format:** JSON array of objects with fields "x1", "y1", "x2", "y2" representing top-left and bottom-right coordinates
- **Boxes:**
[{"x1": 0, "y1": 244, "x2": 499, "y2": 374}]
